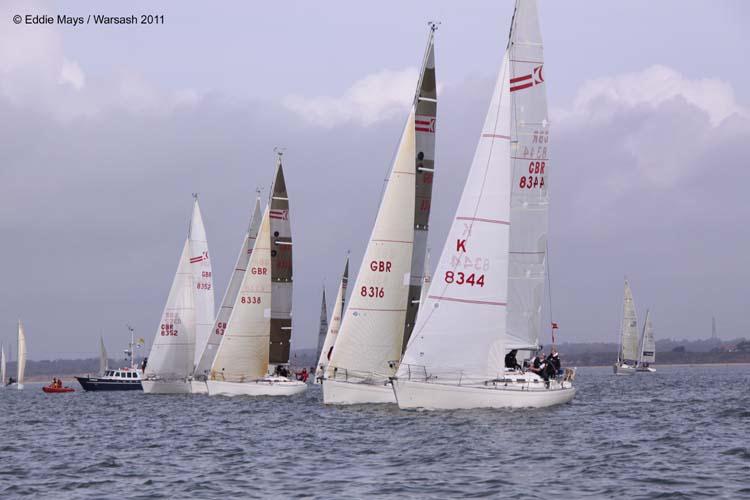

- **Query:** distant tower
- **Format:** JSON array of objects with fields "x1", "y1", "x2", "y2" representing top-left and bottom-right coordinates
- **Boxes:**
[{"x1": 711, "y1": 316, "x2": 718, "y2": 341}]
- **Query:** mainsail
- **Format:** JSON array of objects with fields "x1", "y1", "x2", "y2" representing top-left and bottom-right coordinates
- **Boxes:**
[
  {"x1": 269, "y1": 156, "x2": 293, "y2": 366},
  {"x1": 190, "y1": 197, "x2": 216, "y2": 369},
  {"x1": 1, "y1": 344, "x2": 6, "y2": 385},
  {"x1": 315, "y1": 288, "x2": 328, "y2": 362},
  {"x1": 418, "y1": 249, "x2": 432, "y2": 306},
  {"x1": 399, "y1": 0, "x2": 547, "y2": 380},
  {"x1": 639, "y1": 309, "x2": 656, "y2": 365},
  {"x1": 99, "y1": 336, "x2": 108, "y2": 375},
  {"x1": 327, "y1": 110, "x2": 416, "y2": 380},
  {"x1": 210, "y1": 207, "x2": 272, "y2": 381},
  {"x1": 194, "y1": 196, "x2": 262, "y2": 379},
  {"x1": 315, "y1": 258, "x2": 349, "y2": 380},
  {"x1": 619, "y1": 279, "x2": 639, "y2": 363},
  {"x1": 402, "y1": 24, "x2": 438, "y2": 352},
  {"x1": 17, "y1": 320, "x2": 26, "y2": 385}
]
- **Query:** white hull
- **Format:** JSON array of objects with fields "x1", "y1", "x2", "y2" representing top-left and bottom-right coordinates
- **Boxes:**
[
  {"x1": 636, "y1": 366, "x2": 656, "y2": 373},
  {"x1": 322, "y1": 378, "x2": 396, "y2": 405},
  {"x1": 393, "y1": 378, "x2": 576, "y2": 410},
  {"x1": 613, "y1": 363, "x2": 636, "y2": 376},
  {"x1": 190, "y1": 379, "x2": 208, "y2": 394},
  {"x1": 16, "y1": 383, "x2": 24, "y2": 391},
  {"x1": 207, "y1": 378, "x2": 307, "y2": 397},
  {"x1": 142, "y1": 379, "x2": 191, "y2": 394}
]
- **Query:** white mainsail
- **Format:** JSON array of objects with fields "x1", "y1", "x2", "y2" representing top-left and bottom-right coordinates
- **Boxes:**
[
  {"x1": 399, "y1": 0, "x2": 548, "y2": 381},
  {"x1": 619, "y1": 279, "x2": 639, "y2": 363},
  {"x1": 269, "y1": 156, "x2": 293, "y2": 366},
  {"x1": 639, "y1": 309, "x2": 656, "y2": 365},
  {"x1": 194, "y1": 196, "x2": 262, "y2": 379},
  {"x1": 315, "y1": 288, "x2": 328, "y2": 363},
  {"x1": 327, "y1": 110, "x2": 416, "y2": 380},
  {"x1": 145, "y1": 214, "x2": 197, "y2": 382},
  {"x1": 190, "y1": 197, "x2": 216, "y2": 369},
  {"x1": 1, "y1": 344, "x2": 6, "y2": 386},
  {"x1": 403, "y1": 24, "x2": 438, "y2": 351},
  {"x1": 210, "y1": 207, "x2": 272, "y2": 381},
  {"x1": 315, "y1": 258, "x2": 349, "y2": 380},
  {"x1": 418, "y1": 249, "x2": 432, "y2": 306},
  {"x1": 99, "y1": 336, "x2": 108, "y2": 375},
  {"x1": 17, "y1": 320, "x2": 26, "y2": 387}
]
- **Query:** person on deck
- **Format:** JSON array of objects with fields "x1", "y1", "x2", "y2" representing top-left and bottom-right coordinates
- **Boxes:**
[
  {"x1": 528, "y1": 352, "x2": 544, "y2": 375},
  {"x1": 548, "y1": 351, "x2": 562, "y2": 376},
  {"x1": 51, "y1": 377, "x2": 57, "y2": 388},
  {"x1": 504, "y1": 349, "x2": 522, "y2": 371}
]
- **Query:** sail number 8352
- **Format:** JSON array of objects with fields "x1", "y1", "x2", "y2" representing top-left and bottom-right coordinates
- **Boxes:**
[{"x1": 445, "y1": 271, "x2": 485, "y2": 287}]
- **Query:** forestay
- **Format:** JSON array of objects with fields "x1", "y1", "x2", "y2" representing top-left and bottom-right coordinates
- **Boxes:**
[
  {"x1": 269, "y1": 158, "x2": 293, "y2": 365},
  {"x1": 639, "y1": 309, "x2": 656, "y2": 364},
  {"x1": 315, "y1": 258, "x2": 349, "y2": 380},
  {"x1": 194, "y1": 196, "x2": 262, "y2": 379},
  {"x1": 210, "y1": 208, "x2": 272, "y2": 381},
  {"x1": 328, "y1": 111, "x2": 417, "y2": 380},
  {"x1": 620, "y1": 279, "x2": 639, "y2": 363},
  {"x1": 190, "y1": 198, "x2": 216, "y2": 369}
]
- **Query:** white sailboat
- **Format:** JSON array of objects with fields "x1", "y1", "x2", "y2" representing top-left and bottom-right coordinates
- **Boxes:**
[
  {"x1": 207, "y1": 155, "x2": 305, "y2": 397},
  {"x1": 99, "y1": 336, "x2": 108, "y2": 375},
  {"x1": 192, "y1": 194, "x2": 262, "y2": 393},
  {"x1": 613, "y1": 278, "x2": 639, "y2": 375},
  {"x1": 143, "y1": 196, "x2": 212, "y2": 394},
  {"x1": 393, "y1": 0, "x2": 575, "y2": 410},
  {"x1": 17, "y1": 320, "x2": 26, "y2": 390},
  {"x1": 315, "y1": 287, "x2": 328, "y2": 364},
  {"x1": 322, "y1": 25, "x2": 437, "y2": 405},
  {"x1": 636, "y1": 309, "x2": 656, "y2": 372},
  {"x1": 1, "y1": 344, "x2": 6, "y2": 388},
  {"x1": 315, "y1": 257, "x2": 349, "y2": 383}
]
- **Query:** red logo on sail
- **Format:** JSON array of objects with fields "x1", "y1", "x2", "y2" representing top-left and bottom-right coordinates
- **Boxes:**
[
  {"x1": 190, "y1": 251, "x2": 208, "y2": 264},
  {"x1": 510, "y1": 65, "x2": 544, "y2": 92},
  {"x1": 416, "y1": 114, "x2": 436, "y2": 133},
  {"x1": 270, "y1": 209, "x2": 288, "y2": 220}
]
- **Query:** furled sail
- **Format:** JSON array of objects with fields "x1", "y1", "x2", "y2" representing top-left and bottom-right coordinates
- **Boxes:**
[
  {"x1": 399, "y1": 0, "x2": 546, "y2": 380},
  {"x1": 269, "y1": 157, "x2": 293, "y2": 365},
  {"x1": 194, "y1": 196, "x2": 262, "y2": 379},
  {"x1": 639, "y1": 309, "x2": 656, "y2": 364},
  {"x1": 210, "y1": 207, "x2": 272, "y2": 381},
  {"x1": 327, "y1": 110, "x2": 416, "y2": 380},
  {"x1": 402, "y1": 24, "x2": 438, "y2": 352},
  {"x1": 99, "y1": 336, "x2": 108, "y2": 375},
  {"x1": 620, "y1": 279, "x2": 639, "y2": 363},
  {"x1": 315, "y1": 258, "x2": 349, "y2": 380},
  {"x1": 315, "y1": 288, "x2": 328, "y2": 362},
  {"x1": 190, "y1": 197, "x2": 216, "y2": 369},
  {"x1": 17, "y1": 320, "x2": 26, "y2": 385}
]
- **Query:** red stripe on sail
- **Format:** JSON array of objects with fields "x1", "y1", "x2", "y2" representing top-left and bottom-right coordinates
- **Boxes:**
[
  {"x1": 428, "y1": 295, "x2": 507, "y2": 307},
  {"x1": 510, "y1": 74, "x2": 532, "y2": 84},
  {"x1": 481, "y1": 134, "x2": 510, "y2": 140},
  {"x1": 456, "y1": 216, "x2": 510, "y2": 225},
  {"x1": 415, "y1": 127, "x2": 434, "y2": 132},
  {"x1": 190, "y1": 257, "x2": 203, "y2": 263},
  {"x1": 510, "y1": 82, "x2": 534, "y2": 92}
]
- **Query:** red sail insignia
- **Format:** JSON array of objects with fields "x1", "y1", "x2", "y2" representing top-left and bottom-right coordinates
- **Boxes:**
[
  {"x1": 510, "y1": 65, "x2": 544, "y2": 93},
  {"x1": 415, "y1": 114, "x2": 436, "y2": 133}
]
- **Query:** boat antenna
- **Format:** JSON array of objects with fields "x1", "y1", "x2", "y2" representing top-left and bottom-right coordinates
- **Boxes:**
[{"x1": 126, "y1": 324, "x2": 135, "y2": 369}]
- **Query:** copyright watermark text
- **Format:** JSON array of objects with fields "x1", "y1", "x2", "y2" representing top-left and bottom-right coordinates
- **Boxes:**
[{"x1": 12, "y1": 14, "x2": 164, "y2": 26}]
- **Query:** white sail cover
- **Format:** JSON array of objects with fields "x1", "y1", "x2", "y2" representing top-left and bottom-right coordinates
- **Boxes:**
[
  {"x1": 210, "y1": 208, "x2": 272, "y2": 381},
  {"x1": 145, "y1": 238, "x2": 196, "y2": 380},
  {"x1": 419, "y1": 249, "x2": 432, "y2": 306},
  {"x1": 639, "y1": 309, "x2": 656, "y2": 364},
  {"x1": 315, "y1": 258, "x2": 349, "y2": 379},
  {"x1": 315, "y1": 288, "x2": 328, "y2": 362},
  {"x1": 506, "y1": 0, "x2": 549, "y2": 350},
  {"x1": 399, "y1": 0, "x2": 546, "y2": 380},
  {"x1": 620, "y1": 279, "x2": 639, "y2": 363},
  {"x1": 1, "y1": 344, "x2": 6, "y2": 385},
  {"x1": 194, "y1": 196, "x2": 262, "y2": 379},
  {"x1": 328, "y1": 111, "x2": 416, "y2": 379},
  {"x1": 99, "y1": 336, "x2": 108, "y2": 374},
  {"x1": 190, "y1": 198, "x2": 216, "y2": 369},
  {"x1": 17, "y1": 320, "x2": 26, "y2": 384}
]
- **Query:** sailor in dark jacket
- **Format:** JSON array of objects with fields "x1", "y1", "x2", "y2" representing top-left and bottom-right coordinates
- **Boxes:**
[{"x1": 504, "y1": 349, "x2": 522, "y2": 371}]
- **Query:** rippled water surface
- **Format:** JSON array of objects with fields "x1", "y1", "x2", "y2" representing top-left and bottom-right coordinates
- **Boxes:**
[{"x1": 1, "y1": 365, "x2": 748, "y2": 499}]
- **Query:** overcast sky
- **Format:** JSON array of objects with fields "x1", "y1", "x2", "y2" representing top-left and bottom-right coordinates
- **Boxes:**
[{"x1": 1, "y1": 0, "x2": 748, "y2": 359}]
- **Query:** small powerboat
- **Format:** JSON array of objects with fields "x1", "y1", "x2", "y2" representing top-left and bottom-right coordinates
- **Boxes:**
[{"x1": 42, "y1": 385, "x2": 75, "y2": 393}]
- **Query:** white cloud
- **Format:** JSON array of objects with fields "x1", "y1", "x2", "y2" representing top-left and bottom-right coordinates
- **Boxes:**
[
  {"x1": 59, "y1": 59, "x2": 85, "y2": 90},
  {"x1": 283, "y1": 67, "x2": 418, "y2": 128}
]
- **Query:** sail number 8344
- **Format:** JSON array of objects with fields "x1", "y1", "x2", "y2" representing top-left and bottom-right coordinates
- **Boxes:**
[
  {"x1": 519, "y1": 161, "x2": 546, "y2": 189},
  {"x1": 445, "y1": 271, "x2": 485, "y2": 287}
]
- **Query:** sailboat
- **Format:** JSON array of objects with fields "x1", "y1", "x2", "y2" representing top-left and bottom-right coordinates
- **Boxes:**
[
  {"x1": 613, "y1": 279, "x2": 639, "y2": 375},
  {"x1": 323, "y1": 25, "x2": 437, "y2": 405},
  {"x1": 315, "y1": 288, "x2": 328, "y2": 364},
  {"x1": 143, "y1": 196, "x2": 214, "y2": 394},
  {"x1": 392, "y1": 0, "x2": 575, "y2": 410},
  {"x1": 77, "y1": 327, "x2": 144, "y2": 391},
  {"x1": 315, "y1": 257, "x2": 349, "y2": 383},
  {"x1": 16, "y1": 320, "x2": 26, "y2": 390},
  {"x1": 636, "y1": 309, "x2": 656, "y2": 372},
  {"x1": 1, "y1": 344, "x2": 5, "y2": 388},
  {"x1": 99, "y1": 336, "x2": 108, "y2": 374},
  {"x1": 206, "y1": 153, "x2": 305, "y2": 397},
  {"x1": 192, "y1": 194, "x2": 263, "y2": 393}
]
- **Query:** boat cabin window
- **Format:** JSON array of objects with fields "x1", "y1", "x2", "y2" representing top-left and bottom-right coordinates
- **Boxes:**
[{"x1": 115, "y1": 372, "x2": 122, "y2": 378}]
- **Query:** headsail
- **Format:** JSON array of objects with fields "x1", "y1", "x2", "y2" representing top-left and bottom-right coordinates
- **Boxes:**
[
  {"x1": 190, "y1": 197, "x2": 216, "y2": 369},
  {"x1": 316, "y1": 258, "x2": 349, "y2": 380},
  {"x1": 418, "y1": 249, "x2": 432, "y2": 306},
  {"x1": 402, "y1": 24, "x2": 438, "y2": 352},
  {"x1": 269, "y1": 155, "x2": 293, "y2": 366},
  {"x1": 210, "y1": 207, "x2": 272, "y2": 381},
  {"x1": 639, "y1": 309, "x2": 656, "y2": 365},
  {"x1": 99, "y1": 336, "x2": 108, "y2": 375},
  {"x1": 399, "y1": 0, "x2": 546, "y2": 380},
  {"x1": 315, "y1": 288, "x2": 328, "y2": 362},
  {"x1": 17, "y1": 320, "x2": 26, "y2": 385},
  {"x1": 1, "y1": 344, "x2": 6, "y2": 385},
  {"x1": 194, "y1": 195, "x2": 263, "y2": 379},
  {"x1": 619, "y1": 279, "x2": 639, "y2": 363}
]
